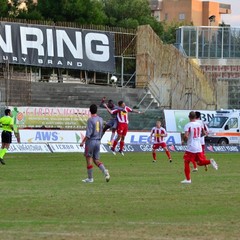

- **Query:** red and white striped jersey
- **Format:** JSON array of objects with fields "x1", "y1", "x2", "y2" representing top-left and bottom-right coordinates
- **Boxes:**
[
  {"x1": 111, "y1": 106, "x2": 132, "y2": 124},
  {"x1": 150, "y1": 127, "x2": 167, "y2": 143}
]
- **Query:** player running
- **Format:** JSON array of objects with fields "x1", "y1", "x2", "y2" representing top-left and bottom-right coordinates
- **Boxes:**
[
  {"x1": 150, "y1": 120, "x2": 172, "y2": 163},
  {"x1": 193, "y1": 111, "x2": 209, "y2": 172},
  {"x1": 181, "y1": 111, "x2": 218, "y2": 184},
  {"x1": 0, "y1": 109, "x2": 14, "y2": 165}
]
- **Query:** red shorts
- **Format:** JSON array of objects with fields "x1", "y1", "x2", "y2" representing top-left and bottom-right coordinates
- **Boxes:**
[
  {"x1": 183, "y1": 151, "x2": 205, "y2": 164},
  {"x1": 152, "y1": 142, "x2": 167, "y2": 149},
  {"x1": 117, "y1": 122, "x2": 128, "y2": 137}
]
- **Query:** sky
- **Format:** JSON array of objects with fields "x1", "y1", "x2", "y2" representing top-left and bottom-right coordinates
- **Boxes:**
[{"x1": 208, "y1": 0, "x2": 240, "y2": 26}]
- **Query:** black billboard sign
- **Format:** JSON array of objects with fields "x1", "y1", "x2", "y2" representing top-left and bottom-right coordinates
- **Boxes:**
[{"x1": 0, "y1": 22, "x2": 115, "y2": 72}]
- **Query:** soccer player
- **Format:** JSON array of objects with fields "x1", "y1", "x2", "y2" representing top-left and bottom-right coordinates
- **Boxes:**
[
  {"x1": 80, "y1": 104, "x2": 110, "y2": 183},
  {"x1": 104, "y1": 100, "x2": 141, "y2": 155},
  {"x1": 100, "y1": 98, "x2": 118, "y2": 146},
  {"x1": 0, "y1": 109, "x2": 14, "y2": 165},
  {"x1": 150, "y1": 121, "x2": 172, "y2": 163},
  {"x1": 181, "y1": 111, "x2": 218, "y2": 184},
  {"x1": 194, "y1": 111, "x2": 209, "y2": 171}
]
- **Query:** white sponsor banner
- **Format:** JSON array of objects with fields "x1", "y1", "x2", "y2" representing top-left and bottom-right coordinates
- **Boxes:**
[
  {"x1": 20, "y1": 129, "x2": 182, "y2": 144},
  {"x1": 49, "y1": 143, "x2": 84, "y2": 153},
  {"x1": 19, "y1": 129, "x2": 85, "y2": 143},
  {"x1": 49, "y1": 143, "x2": 108, "y2": 153},
  {"x1": 8, "y1": 144, "x2": 51, "y2": 153},
  {"x1": 98, "y1": 131, "x2": 181, "y2": 144},
  {"x1": 164, "y1": 110, "x2": 216, "y2": 132}
]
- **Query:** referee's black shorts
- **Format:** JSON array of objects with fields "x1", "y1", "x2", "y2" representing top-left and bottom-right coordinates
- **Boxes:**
[{"x1": 1, "y1": 131, "x2": 12, "y2": 144}]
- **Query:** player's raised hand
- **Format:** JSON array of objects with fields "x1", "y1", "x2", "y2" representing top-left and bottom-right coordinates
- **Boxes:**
[
  {"x1": 101, "y1": 97, "x2": 106, "y2": 103},
  {"x1": 103, "y1": 103, "x2": 107, "y2": 108},
  {"x1": 99, "y1": 97, "x2": 106, "y2": 107}
]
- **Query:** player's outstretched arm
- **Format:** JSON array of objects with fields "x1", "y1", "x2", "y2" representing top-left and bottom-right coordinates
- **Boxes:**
[
  {"x1": 103, "y1": 103, "x2": 114, "y2": 114},
  {"x1": 132, "y1": 109, "x2": 142, "y2": 114},
  {"x1": 99, "y1": 97, "x2": 106, "y2": 108},
  {"x1": 182, "y1": 132, "x2": 188, "y2": 144}
]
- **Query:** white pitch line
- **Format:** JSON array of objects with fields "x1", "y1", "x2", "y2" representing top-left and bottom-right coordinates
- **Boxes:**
[{"x1": 0, "y1": 219, "x2": 193, "y2": 226}]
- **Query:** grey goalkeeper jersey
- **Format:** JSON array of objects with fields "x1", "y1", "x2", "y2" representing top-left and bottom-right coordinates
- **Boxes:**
[{"x1": 86, "y1": 115, "x2": 103, "y2": 140}]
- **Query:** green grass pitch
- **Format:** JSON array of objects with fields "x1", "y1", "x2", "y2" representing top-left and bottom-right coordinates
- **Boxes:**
[{"x1": 0, "y1": 152, "x2": 239, "y2": 240}]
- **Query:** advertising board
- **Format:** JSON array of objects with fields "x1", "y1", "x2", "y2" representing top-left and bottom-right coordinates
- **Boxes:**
[{"x1": 164, "y1": 109, "x2": 216, "y2": 132}]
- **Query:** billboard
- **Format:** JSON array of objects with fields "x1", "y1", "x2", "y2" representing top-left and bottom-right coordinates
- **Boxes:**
[
  {"x1": 0, "y1": 22, "x2": 115, "y2": 72},
  {"x1": 7, "y1": 143, "x2": 240, "y2": 153},
  {"x1": 164, "y1": 110, "x2": 216, "y2": 132},
  {"x1": 10, "y1": 106, "x2": 90, "y2": 130},
  {"x1": 18, "y1": 130, "x2": 181, "y2": 144}
]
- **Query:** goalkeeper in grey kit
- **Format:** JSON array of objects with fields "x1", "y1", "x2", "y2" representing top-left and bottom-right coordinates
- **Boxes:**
[{"x1": 80, "y1": 104, "x2": 110, "y2": 183}]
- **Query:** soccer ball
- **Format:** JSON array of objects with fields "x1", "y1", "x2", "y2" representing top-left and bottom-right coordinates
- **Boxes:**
[{"x1": 110, "y1": 76, "x2": 117, "y2": 84}]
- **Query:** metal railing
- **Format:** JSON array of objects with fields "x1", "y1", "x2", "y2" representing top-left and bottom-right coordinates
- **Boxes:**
[{"x1": 176, "y1": 26, "x2": 240, "y2": 59}]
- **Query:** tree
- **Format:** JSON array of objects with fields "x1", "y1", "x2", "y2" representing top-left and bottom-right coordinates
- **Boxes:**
[
  {"x1": 34, "y1": 0, "x2": 107, "y2": 24},
  {"x1": 60, "y1": 0, "x2": 107, "y2": 24},
  {"x1": 0, "y1": 0, "x2": 10, "y2": 17},
  {"x1": 102, "y1": 0, "x2": 164, "y2": 36},
  {"x1": 35, "y1": 0, "x2": 63, "y2": 21},
  {"x1": 1, "y1": 0, "x2": 184, "y2": 44},
  {"x1": 17, "y1": 0, "x2": 43, "y2": 20},
  {"x1": 103, "y1": 0, "x2": 153, "y2": 26},
  {"x1": 161, "y1": 21, "x2": 193, "y2": 44}
]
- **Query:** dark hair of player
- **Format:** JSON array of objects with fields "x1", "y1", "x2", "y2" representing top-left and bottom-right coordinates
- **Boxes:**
[
  {"x1": 118, "y1": 100, "x2": 124, "y2": 106},
  {"x1": 5, "y1": 109, "x2": 11, "y2": 116},
  {"x1": 90, "y1": 104, "x2": 98, "y2": 114},
  {"x1": 195, "y1": 111, "x2": 201, "y2": 119},
  {"x1": 107, "y1": 100, "x2": 114, "y2": 109},
  {"x1": 188, "y1": 111, "x2": 196, "y2": 120}
]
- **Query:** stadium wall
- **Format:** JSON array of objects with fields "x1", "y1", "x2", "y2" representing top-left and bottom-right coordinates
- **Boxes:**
[{"x1": 136, "y1": 25, "x2": 216, "y2": 110}]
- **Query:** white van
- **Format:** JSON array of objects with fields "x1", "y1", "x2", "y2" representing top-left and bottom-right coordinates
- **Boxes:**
[{"x1": 205, "y1": 109, "x2": 240, "y2": 145}]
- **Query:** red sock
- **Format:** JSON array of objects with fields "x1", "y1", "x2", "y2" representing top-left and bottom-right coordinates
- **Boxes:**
[
  {"x1": 193, "y1": 161, "x2": 197, "y2": 169},
  {"x1": 120, "y1": 141, "x2": 124, "y2": 151},
  {"x1": 152, "y1": 152, "x2": 156, "y2": 160},
  {"x1": 166, "y1": 150, "x2": 171, "y2": 159},
  {"x1": 184, "y1": 161, "x2": 191, "y2": 180},
  {"x1": 112, "y1": 140, "x2": 117, "y2": 150},
  {"x1": 87, "y1": 165, "x2": 93, "y2": 169}
]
